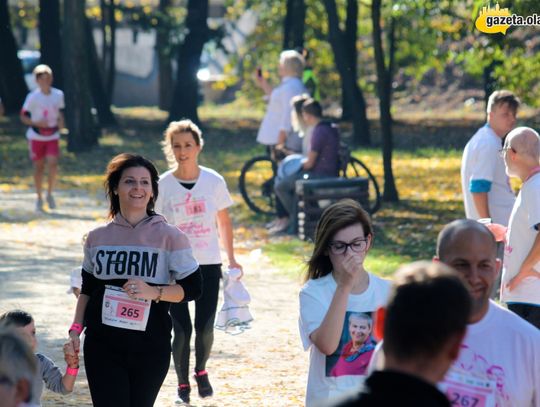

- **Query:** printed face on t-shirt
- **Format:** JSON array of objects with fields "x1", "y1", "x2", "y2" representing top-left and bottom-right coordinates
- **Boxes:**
[
  {"x1": 349, "y1": 315, "x2": 371, "y2": 347},
  {"x1": 326, "y1": 311, "x2": 376, "y2": 378}
]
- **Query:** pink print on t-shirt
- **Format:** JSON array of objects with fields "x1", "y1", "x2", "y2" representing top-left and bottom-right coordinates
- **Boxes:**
[{"x1": 442, "y1": 345, "x2": 510, "y2": 407}]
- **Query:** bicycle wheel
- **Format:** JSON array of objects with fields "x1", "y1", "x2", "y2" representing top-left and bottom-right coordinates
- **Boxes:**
[
  {"x1": 341, "y1": 157, "x2": 382, "y2": 214},
  {"x1": 238, "y1": 156, "x2": 278, "y2": 216}
]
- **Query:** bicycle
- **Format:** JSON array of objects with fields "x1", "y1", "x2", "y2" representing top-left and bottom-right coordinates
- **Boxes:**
[{"x1": 238, "y1": 143, "x2": 381, "y2": 216}]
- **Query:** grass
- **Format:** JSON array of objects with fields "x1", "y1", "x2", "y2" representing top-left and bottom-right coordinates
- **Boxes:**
[
  {"x1": 0, "y1": 105, "x2": 474, "y2": 281},
  {"x1": 263, "y1": 148, "x2": 464, "y2": 281}
]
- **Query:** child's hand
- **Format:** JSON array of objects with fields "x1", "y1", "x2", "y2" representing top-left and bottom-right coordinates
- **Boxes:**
[{"x1": 63, "y1": 341, "x2": 79, "y2": 368}]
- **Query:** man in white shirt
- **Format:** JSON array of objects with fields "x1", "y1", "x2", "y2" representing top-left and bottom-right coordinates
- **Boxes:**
[
  {"x1": 500, "y1": 127, "x2": 540, "y2": 328},
  {"x1": 434, "y1": 219, "x2": 540, "y2": 407},
  {"x1": 255, "y1": 50, "x2": 307, "y2": 150},
  {"x1": 461, "y1": 90, "x2": 519, "y2": 225}
]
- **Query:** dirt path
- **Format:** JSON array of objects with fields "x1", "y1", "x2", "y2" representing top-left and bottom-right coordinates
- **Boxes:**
[{"x1": 0, "y1": 188, "x2": 308, "y2": 406}]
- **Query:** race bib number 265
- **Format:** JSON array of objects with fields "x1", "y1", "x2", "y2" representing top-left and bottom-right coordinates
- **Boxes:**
[{"x1": 102, "y1": 285, "x2": 151, "y2": 331}]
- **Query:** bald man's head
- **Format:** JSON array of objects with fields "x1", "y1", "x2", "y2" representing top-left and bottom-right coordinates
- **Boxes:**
[
  {"x1": 435, "y1": 219, "x2": 500, "y2": 322},
  {"x1": 505, "y1": 126, "x2": 540, "y2": 161},
  {"x1": 436, "y1": 219, "x2": 497, "y2": 260}
]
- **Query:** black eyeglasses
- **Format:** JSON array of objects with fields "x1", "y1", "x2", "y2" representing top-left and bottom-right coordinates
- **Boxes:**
[
  {"x1": 498, "y1": 146, "x2": 516, "y2": 157},
  {"x1": 328, "y1": 239, "x2": 369, "y2": 255}
]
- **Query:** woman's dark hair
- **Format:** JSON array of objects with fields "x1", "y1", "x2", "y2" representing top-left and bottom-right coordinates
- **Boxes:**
[
  {"x1": 301, "y1": 98, "x2": 322, "y2": 118},
  {"x1": 0, "y1": 310, "x2": 33, "y2": 328},
  {"x1": 104, "y1": 153, "x2": 159, "y2": 219},
  {"x1": 305, "y1": 199, "x2": 373, "y2": 281}
]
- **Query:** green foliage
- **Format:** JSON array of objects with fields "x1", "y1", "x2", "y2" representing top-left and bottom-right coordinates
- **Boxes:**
[
  {"x1": 449, "y1": 0, "x2": 540, "y2": 106},
  {"x1": 9, "y1": 2, "x2": 38, "y2": 30},
  {"x1": 221, "y1": 0, "x2": 342, "y2": 104},
  {"x1": 494, "y1": 47, "x2": 540, "y2": 106}
]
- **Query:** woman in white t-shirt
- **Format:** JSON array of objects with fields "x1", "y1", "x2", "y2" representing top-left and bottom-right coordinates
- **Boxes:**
[
  {"x1": 154, "y1": 120, "x2": 243, "y2": 405},
  {"x1": 299, "y1": 199, "x2": 390, "y2": 406}
]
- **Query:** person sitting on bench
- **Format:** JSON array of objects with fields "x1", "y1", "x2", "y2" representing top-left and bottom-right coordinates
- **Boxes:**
[{"x1": 271, "y1": 98, "x2": 340, "y2": 234}]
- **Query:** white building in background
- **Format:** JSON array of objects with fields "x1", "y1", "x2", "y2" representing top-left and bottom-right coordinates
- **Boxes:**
[{"x1": 12, "y1": 0, "x2": 257, "y2": 106}]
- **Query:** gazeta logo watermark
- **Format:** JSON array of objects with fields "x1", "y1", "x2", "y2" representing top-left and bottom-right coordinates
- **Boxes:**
[{"x1": 475, "y1": 3, "x2": 540, "y2": 34}]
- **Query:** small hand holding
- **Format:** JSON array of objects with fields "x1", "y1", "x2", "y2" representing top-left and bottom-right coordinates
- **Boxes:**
[
  {"x1": 229, "y1": 260, "x2": 244, "y2": 279},
  {"x1": 68, "y1": 331, "x2": 80, "y2": 354},
  {"x1": 63, "y1": 341, "x2": 79, "y2": 368}
]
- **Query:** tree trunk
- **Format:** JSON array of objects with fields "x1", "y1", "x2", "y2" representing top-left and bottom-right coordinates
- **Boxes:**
[
  {"x1": 371, "y1": 0, "x2": 398, "y2": 202},
  {"x1": 341, "y1": 0, "x2": 358, "y2": 120},
  {"x1": 106, "y1": 0, "x2": 116, "y2": 103},
  {"x1": 85, "y1": 17, "x2": 117, "y2": 127},
  {"x1": 283, "y1": 0, "x2": 305, "y2": 50},
  {"x1": 168, "y1": 0, "x2": 209, "y2": 124},
  {"x1": 100, "y1": 0, "x2": 116, "y2": 105},
  {"x1": 157, "y1": 0, "x2": 174, "y2": 110},
  {"x1": 0, "y1": 0, "x2": 28, "y2": 114},
  {"x1": 323, "y1": 0, "x2": 370, "y2": 146},
  {"x1": 100, "y1": 0, "x2": 107, "y2": 73},
  {"x1": 63, "y1": 0, "x2": 98, "y2": 152},
  {"x1": 39, "y1": 0, "x2": 63, "y2": 89}
]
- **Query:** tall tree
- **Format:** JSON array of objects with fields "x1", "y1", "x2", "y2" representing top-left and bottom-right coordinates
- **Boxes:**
[
  {"x1": 371, "y1": 0, "x2": 398, "y2": 202},
  {"x1": 0, "y1": 0, "x2": 28, "y2": 114},
  {"x1": 169, "y1": 0, "x2": 209, "y2": 124},
  {"x1": 85, "y1": 17, "x2": 117, "y2": 126},
  {"x1": 340, "y1": 0, "x2": 357, "y2": 120},
  {"x1": 283, "y1": 0, "x2": 305, "y2": 50},
  {"x1": 100, "y1": 0, "x2": 116, "y2": 105},
  {"x1": 63, "y1": 0, "x2": 98, "y2": 152},
  {"x1": 323, "y1": 0, "x2": 371, "y2": 146},
  {"x1": 39, "y1": 0, "x2": 63, "y2": 89},
  {"x1": 157, "y1": 0, "x2": 174, "y2": 110}
]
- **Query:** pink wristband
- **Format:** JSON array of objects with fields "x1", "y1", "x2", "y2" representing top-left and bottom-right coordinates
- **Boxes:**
[
  {"x1": 69, "y1": 323, "x2": 83, "y2": 335},
  {"x1": 66, "y1": 367, "x2": 79, "y2": 376}
]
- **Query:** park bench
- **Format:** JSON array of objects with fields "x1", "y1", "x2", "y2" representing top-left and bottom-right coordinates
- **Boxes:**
[{"x1": 295, "y1": 176, "x2": 370, "y2": 241}]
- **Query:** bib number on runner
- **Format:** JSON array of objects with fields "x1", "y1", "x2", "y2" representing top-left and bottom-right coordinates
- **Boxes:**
[
  {"x1": 442, "y1": 372, "x2": 495, "y2": 407},
  {"x1": 102, "y1": 285, "x2": 150, "y2": 331},
  {"x1": 447, "y1": 388, "x2": 483, "y2": 407}
]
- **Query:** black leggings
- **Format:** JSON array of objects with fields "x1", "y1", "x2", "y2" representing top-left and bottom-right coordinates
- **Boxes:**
[
  {"x1": 170, "y1": 264, "x2": 222, "y2": 384},
  {"x1": 508, "y1": 303, "x2": 540, "y2": 329},
  {"x1": 84, "y1": 334, "x2": 170, "y2": 407}
]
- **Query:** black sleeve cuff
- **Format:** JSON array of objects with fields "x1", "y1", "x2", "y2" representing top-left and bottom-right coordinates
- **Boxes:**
[
  {"x1": 176, "y1": 267, "x2": 202, "y2": 303},
  {"x1": 81, "y1": 269, "x2": 101, "y2": 295}
]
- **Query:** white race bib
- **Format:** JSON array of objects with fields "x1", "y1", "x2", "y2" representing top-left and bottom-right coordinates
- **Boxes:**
[
  {"x1": 442, "y1": 371, "x2": 496, "y2": 407},
  {"x1": 102, "y1": 285, "x2": 151, "y2": 331}
]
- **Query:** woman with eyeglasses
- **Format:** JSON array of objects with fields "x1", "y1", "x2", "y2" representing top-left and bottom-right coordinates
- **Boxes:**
[{"x1": 298, "y1": 199, "x2": 390, "y2": 406}]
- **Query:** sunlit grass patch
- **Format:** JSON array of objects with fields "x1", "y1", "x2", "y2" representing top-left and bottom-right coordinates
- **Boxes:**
[{"x1": 262, "y1": 238, "x2": 311, "y2": 282}]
